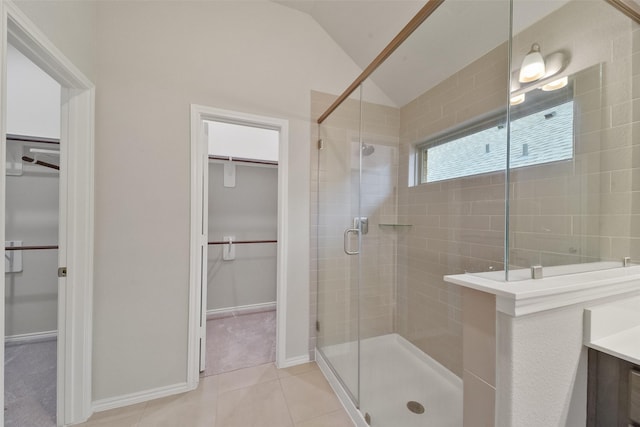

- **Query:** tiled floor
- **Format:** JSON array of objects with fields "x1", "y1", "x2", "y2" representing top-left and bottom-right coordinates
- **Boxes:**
[{"x1": 78, "y1": 362, "x2": 354, "y2": 427}]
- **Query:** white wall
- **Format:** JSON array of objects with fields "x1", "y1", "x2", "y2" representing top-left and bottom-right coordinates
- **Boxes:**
[
  {"x1": 5, "y1": 144, "x2": 59, "y2": 337},
  {"x1": 91, "y1": 0, "x2": 388, "y2": 402},
  {"x1": 495, "y1": 291, "x2": 640, "y2": 427},
  {"x1": 208, "y1": 163, "x2": 277, "y2": 311},
  {"x1": 208, "y1": 121, "x2": 279, "y2": 162},
  {"x1": 6, "y1": 44, "x2": 61, "y2": 139},
  {"x1": 11, "y1": 0, "x2": 393, "y2": 406},
  {"x1": 12, "y1": 0, "x2": 96, "y2": 82},
  {"x1": 4, "y1": 42, "x2": 61, "y2": 337}
]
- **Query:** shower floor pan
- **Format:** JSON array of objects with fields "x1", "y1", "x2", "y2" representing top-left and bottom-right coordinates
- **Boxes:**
[{"x1": 320, "y1": 333, "x2": 462, "y2": 427}]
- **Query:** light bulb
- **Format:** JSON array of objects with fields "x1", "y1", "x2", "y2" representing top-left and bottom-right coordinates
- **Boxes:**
[
  {"x1": 510, "y1": 93, "x2": 526, "y2": 106},
  {"x1": 542, "y1": 76, "x2": 568, "y2": 91},
  {"x1": 519, "y1": 44, "x2": 546, "y2": 83}
]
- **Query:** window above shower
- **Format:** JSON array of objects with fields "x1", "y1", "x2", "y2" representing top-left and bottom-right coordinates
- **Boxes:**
[
  {"x1": 318, "y1": 0, "x2": 640, "y2": 287},
  {"x1": 417, "y1": 87, "x2": 574, "y2": 184}
]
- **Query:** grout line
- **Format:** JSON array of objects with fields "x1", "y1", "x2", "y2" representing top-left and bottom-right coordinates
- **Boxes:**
[
  {"x1": 277, "y1": 377, "x2": 297, "y2": 427},
  {"x1": 135, "y1": 402, "x2": 149, "y2": 424}
]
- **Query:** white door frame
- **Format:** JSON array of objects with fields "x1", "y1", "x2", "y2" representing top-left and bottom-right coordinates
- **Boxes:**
[
  {"x1": 188, "y1": 105, "x2": 288, "y2": 387},
  {"x1": 0, "y1": 1, "x2": 95, "y2": 425}
]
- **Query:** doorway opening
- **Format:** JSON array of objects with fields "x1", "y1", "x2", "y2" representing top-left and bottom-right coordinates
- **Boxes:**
[
  {"x1": 204, "y1": 121, "x2": 279, "y2": 375},
  {"x1": 1, "y1": 3, "x2": 95, "y2": 426},
  {"x1": 4, "y1": 42, "x2": 61, "y2": 427},
  {"x1": 188, "y1": 106, "x2": 288, "y2": 386}
]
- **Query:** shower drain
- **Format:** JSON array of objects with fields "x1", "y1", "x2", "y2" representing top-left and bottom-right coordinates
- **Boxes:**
[{"x1": 407, "y1": 401, "x2": 425, "y2": 414}]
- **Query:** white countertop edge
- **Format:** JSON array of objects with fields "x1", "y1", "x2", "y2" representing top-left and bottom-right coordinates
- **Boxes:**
[
  {"x1": 587, "y1": 326, "x2": 640, "y2": 366},
  {"x1": 445, "y1": 266, "x2": 640, "y2": 317},
  {"x1": 588, "y1": 342, "x2": 640, "y2": 366}
]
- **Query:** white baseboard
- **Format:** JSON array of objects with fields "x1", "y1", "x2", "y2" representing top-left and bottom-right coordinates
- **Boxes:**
[
  {"x1": 277, "y1": 354, "x2": 310, "y2": 369},
  {"x1": 92, "y1": 382, "x2": 192, "y2": 413},
  {"x1": 206, "y1": 301, "x2": 276, "y2": 320},
  {"x1": 5, "y1": 330, "x2": 57, "y2": 346}
]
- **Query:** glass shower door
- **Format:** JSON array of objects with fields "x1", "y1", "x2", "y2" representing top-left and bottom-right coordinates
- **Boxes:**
[
  {"x1": 355, "y1": 1, "x2": 509, "y2": 425},
  {"x1": 316, "y1": 87, "x2": 362, "y2": 406}
]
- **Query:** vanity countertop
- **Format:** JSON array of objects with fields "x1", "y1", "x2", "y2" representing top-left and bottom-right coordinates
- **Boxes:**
[{"x1": 587, "y1": 325, "x2": 640, "y2": 365}]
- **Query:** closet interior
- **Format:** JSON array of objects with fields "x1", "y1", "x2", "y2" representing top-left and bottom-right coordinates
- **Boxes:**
[
  {"x1": 204, "y1": 120, "x2": 279, "y2": 376},
  {"x1": 4, "y1": 44, "x2": 62, "y2": 426}
]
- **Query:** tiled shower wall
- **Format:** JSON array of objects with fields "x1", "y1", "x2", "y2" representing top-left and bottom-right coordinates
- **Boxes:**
[
  {"x1": 396, "y1": 0, "x2": 640, "y2": 377},
  {"x1": 396, "y1": 44, "x2": 509, "y2": 377},
  {"x1": 509, "y1": 1, "x2": 640, "y2": 269},
  {"x1": 310, "y1": 0, "x2": 640, "y2": 377},
  {"x1": 310, "y1": 91, "x2": 400, "y2": 356}
]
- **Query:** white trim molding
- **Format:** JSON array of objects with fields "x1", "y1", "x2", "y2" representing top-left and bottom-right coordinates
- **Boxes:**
[
  {"x1": 92, "y1": 382, "x2": 190, "y2": 413},
  {"x1": 445, "y1": 263, "x2": 640, "y2": 317},
  {"x1": 206, "y1": 301, "x2": 276, "y2": 320},
  {"x1": 188, "y1": 104, "x2": 289, "y2": 389},
  {"x1": 0, "y1": 6, "x2": 8, "y2": 425},
  {"x1": 278, "y1": 354, "x2": 311, "y2": 369},
  {"x1": 5, "y1": 330, "x2": 57, "y2": 346},
  {"x1": 1, "y1": 2, "x2": 95, "y2": 425}
]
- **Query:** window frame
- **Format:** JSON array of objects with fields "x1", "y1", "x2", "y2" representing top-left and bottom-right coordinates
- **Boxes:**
[{"x1": 416, "y1": 83, "x2": 574, "y2": 185}]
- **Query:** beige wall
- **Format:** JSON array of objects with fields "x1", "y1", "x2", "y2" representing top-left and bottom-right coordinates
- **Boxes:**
[
  {"x1": 13, "y1": 0, "x2": 640, "y2": 412},
  {"x1": 462, "y1": 288, "x2": 496, "y2": 427},
  {"x1": 14, "y1": 0, "x2": 380, "y2": 405},
  {"x1": 207, "y1": 163, "x2": 277, "y2": 311},
  {"x1": 13, "y1": 0, "x2": 96, "y2": 82},
  {"x1": 91, "y1": 0, "x2": 383, "y2": 402}
]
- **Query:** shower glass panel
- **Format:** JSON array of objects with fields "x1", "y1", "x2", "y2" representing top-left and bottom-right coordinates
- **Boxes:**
[
  {"x1": 507, "y1": 0, "x2": 636, "y2": 280},
  {"x1": 316, "y1": 86, "x2": 362, "y2": 405},
  {"x1": 316, "y1": 1, "x2": 640, "y2": 425},
  {"x1": 356, "y1": 0, "x2": 510, "y2": 424}
]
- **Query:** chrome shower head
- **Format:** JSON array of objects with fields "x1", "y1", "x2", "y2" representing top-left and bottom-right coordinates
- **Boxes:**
[{"x1": 362, "y1": 144, "x2": 375, "y2": 156}]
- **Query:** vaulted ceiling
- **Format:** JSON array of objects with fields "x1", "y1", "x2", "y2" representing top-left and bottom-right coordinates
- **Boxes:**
[{"x1": 276, "y1": 0, "x2": 571, "y2": 107}]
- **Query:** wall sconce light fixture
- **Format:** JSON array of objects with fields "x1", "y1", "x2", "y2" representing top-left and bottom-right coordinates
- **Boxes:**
[
  {"x1": 519, "y1": 43, "x2": 546, "y2": 83},
  {"x1": 542, "y1": 76, "x2": 568, "y2": 92},
  {"x1": 510, "y1": 93, "x2": 526, "y2": 106}
]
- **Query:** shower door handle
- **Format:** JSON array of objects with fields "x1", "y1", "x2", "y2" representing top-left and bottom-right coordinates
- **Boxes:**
[{"x1": 344, "y1": 228, "x2": 360, "y2": 255}]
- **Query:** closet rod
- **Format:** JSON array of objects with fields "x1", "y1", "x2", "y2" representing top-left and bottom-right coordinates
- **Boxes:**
[
  {"x1": 21, "y1": 156, "x2": 60, "y2": 171},
  {"x1": 7, "y1": 134, "x2": 60, "y2": 145},
  {"x1": 5, "y1": 245, "x2": 58, "y2": 251},
  {"x1": 208, "y1": 155, "x2": 278, "y2": 166},
  {"x1": 208, "y1": 240, "x2": 277, "y2": 245}
]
